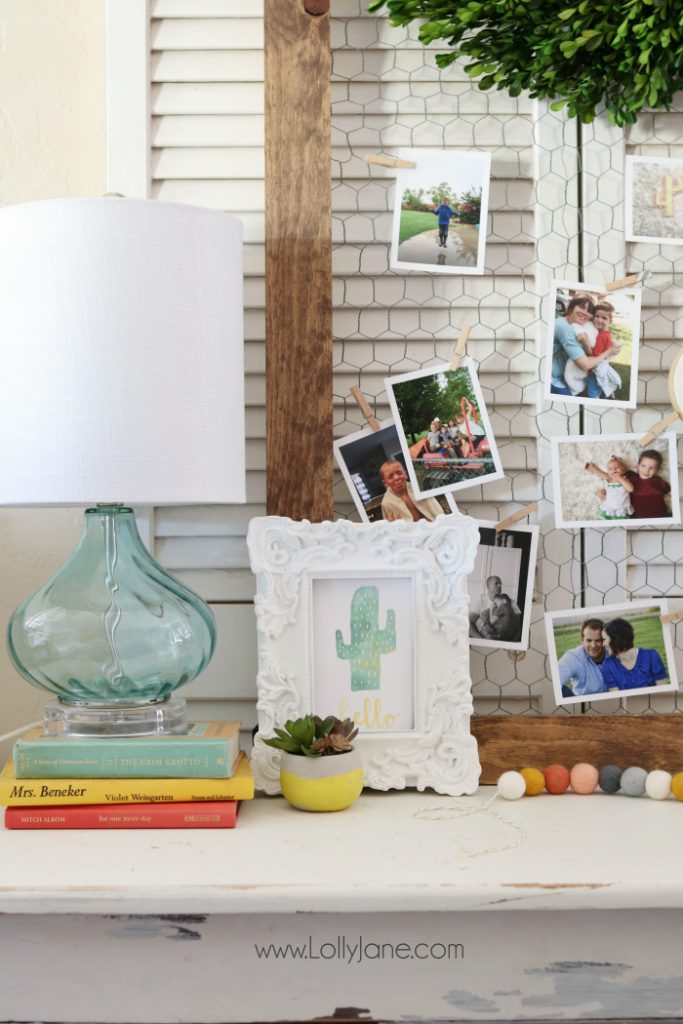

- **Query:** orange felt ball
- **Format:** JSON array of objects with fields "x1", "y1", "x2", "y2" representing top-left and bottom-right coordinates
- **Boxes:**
[
  {"x1": 570, "y1": 762, "x2": 599, "y2": 794},
  {"x1": 544, "y1": 764, "x2": 570, "y2": 795},
  {"x1": 672, "y1": 773, "x2": 683, "y2": 801},
  {"x1": 520, "y1": 766, "x2": 545, "y2": 796}
]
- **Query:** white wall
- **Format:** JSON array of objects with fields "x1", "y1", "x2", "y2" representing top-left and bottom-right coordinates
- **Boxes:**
[{"x1": 0, "y1": 0, "x2": 106, "y2": 761}]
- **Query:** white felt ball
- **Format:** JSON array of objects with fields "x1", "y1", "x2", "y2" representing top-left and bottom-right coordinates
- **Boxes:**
[
  {"x1": 645, "y1": 770, "x2": 672, "y2": 801},
  {"x1": 497, "y1": 771, "x2": 526, "y2": 800}
]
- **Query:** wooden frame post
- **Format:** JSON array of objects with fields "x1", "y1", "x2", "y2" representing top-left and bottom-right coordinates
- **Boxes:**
[{"x1": 265, "y1": 0, "x2": 332, "y2": 521}]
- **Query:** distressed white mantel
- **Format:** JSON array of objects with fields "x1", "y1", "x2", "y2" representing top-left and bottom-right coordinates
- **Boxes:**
[
  {"x1": 2, "y1": 790, "x2": 683, "y2": 1023},
  {"x1": 1, "y1": 789, "x2": 681, "y2": 915}
]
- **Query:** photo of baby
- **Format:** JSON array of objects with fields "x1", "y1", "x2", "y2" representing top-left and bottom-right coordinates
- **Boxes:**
[
  {"x1": 467, "y1": 523, "x2": 539, "y2": 651},
  {"x1": 545, "y1": 280, "x2": 641, "y2": 409},
  {"x1": 551, "y1": 434, "x2": 680, "y2": 529}
]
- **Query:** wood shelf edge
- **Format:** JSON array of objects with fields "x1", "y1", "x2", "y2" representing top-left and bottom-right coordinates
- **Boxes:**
[{"x1": 472, "y1": 715, "x2": 683, "y2": 784}]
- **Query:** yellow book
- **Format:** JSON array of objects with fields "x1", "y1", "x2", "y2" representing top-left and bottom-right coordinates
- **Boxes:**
[{"x1": 0, "y1": 752, "x2": 254, "y2": 806}]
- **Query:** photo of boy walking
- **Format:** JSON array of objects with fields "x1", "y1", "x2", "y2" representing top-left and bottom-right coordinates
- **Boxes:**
[{"x1": 431, "y1": 199, "x2": 456, "y2": 247}]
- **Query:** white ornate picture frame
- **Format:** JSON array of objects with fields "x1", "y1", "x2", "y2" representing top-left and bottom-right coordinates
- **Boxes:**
[{"x1": 247, "y1": 515, "x2": 481, "y2": 795}]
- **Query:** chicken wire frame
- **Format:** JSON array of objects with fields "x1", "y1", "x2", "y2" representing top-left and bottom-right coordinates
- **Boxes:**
[
  {"x1": 327, "y1": 25, "x2": 588, "y2": 739},
  {"x1": 247, "y1": 515, "x2": 482, "y2": 795},
  {"x1": 264, "y1": 4, "x2": 683, "y2": 780}
]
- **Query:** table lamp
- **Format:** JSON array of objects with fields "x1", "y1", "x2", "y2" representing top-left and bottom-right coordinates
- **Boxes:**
[{"x1": 0, "y1": 197, "x2": 245, "y2": 736}]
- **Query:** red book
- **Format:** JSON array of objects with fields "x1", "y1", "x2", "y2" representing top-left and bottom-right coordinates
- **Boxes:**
[{"x1": 4, "y1": 801, "x2": 238, "y2": 830}]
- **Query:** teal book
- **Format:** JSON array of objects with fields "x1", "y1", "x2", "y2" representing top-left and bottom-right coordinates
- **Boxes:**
[{"x1": 13, "y1": 721, "x2": 241, "y2": 779}]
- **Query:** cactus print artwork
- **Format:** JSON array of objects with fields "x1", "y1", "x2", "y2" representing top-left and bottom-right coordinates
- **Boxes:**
[{"x1": 336, "y1": 585, "x2": 396, "y2": 691}]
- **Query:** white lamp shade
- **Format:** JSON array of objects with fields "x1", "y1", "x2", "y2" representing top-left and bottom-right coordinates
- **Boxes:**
[{"x1": 0, "y1": 197, "x2": 245, "y2": 505}]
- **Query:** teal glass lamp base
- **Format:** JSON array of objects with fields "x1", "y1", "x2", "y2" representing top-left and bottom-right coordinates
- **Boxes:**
[
  {"x1": 43, "y1": 695, "x2": 188, "y2": 737},
  {"x1": 8, "y1": 506, "x2": 216, "y2": 737}
]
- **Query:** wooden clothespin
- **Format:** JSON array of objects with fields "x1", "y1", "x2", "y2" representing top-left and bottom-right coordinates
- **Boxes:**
[
  {"x1": 449, "y1": 325, "x2": 471, "y2": 372},
  {"x1": 364, "y1": 154, "x2": 417, "y2": 170},
  {"x1": 639, "y1": 347, "x2": 683, "y2": 446},
  {"x1": 639, "y1": 411, "x2": 679, "y2": 447},
  {"x1": 660, "y1": 609, "x2": 683, "y2": 624},
  {"x1": 495, "y1": 502, "x2": 538, "y2": 533},
  {"x1": 603, "y1": 270, "x2": 647, "y2": 293},
  {"x1": 350, "y1": 386, "x2": 381, "y2": 432}
]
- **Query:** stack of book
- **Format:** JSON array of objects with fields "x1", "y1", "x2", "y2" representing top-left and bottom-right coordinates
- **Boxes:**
[{"x1": 0, "y1": 721, "x2": 254, "y2": 830}]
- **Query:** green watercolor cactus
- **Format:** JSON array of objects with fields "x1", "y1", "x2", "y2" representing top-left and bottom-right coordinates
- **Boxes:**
[{"x1": 336, "y1": 585, "x2": 396, "y2": 691}]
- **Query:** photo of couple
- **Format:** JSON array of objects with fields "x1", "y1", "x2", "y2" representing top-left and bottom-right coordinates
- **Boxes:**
[
  {"x1": 467, "y1": 523, "x2": 538, "y2": 651},
  {"x1": 551, "y1": 433, "x2": 680, "y2": 529},
  {"x1": 546, "y1": 280, "x2": 640, "y2": 409},
  {"x1": 547, "y1": 602, "x2": 677, "y2": 705}
]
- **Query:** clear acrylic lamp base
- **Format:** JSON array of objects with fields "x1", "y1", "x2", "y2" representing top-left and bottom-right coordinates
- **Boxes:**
[
  {"x1": 43, "y1": 695, "x2": 188, "y2": 737},
  {"x1": 8, "y1": 506, "x2": 216, "y2": 738}
]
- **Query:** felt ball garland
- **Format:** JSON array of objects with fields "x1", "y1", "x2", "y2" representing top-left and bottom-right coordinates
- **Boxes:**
[
  {"x1": 544, "y1": 764, "x2": 570, "y2": 794},
  {"x1": 620, "y1": 766, "x2": 647, "y2": 797},
  {"x1": 519, "y1": 766, "x2": 545, "y2": 796},
  {"x1": 497, "y1": 770, "x2": 527, "y2": 801},
  {"x1": 569, "y1": 762, "x2": 599, "y2": 795},
  {"x1": 645, "y1": 770, "x2": 672, "y2": 801},
  {"x1": 497, "y1": 763, "x2": 683, "y2": 801},
  {"x1": 598, "y1": 765, "x2": 622, "y2": 794}
]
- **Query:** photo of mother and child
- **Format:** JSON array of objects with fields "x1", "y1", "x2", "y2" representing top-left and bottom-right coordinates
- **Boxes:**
[
  {"x1": 550, "y1": 607, "x2": 676, "y2": 704},
  {"x1": 548, "y1": 283, "x2": 640, "y2": 407}
]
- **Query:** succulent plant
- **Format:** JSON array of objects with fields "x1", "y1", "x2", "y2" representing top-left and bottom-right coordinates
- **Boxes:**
[{"x1": 263, "y1": 715, "x2": 358, "y2": 757}]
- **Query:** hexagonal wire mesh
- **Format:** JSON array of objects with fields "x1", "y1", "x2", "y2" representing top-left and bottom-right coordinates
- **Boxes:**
[{"x1": 330, "y1": 3, "x2": 682, "y2": 718}]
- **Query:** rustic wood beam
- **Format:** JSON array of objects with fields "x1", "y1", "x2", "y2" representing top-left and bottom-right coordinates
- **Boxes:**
[
  {"x1": 265, "y1": 0, "x2": 332, "y2": 521},
  {"x1": 472, "y1": 715, "x2": 683, "y2": 784}
]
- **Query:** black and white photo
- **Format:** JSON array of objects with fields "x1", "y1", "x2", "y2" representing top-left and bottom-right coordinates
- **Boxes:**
[{"x1": 468, "y1": 523, "x2": 539, "y2": 651}]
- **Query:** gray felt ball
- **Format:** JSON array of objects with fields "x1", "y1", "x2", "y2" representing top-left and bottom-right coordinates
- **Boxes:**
[
  {"x1": 621, "y1": 766, "x2": 647, "y2": 797},
  {"x1": 599, "y1": 764, "x2": 622, "y2": 794}
]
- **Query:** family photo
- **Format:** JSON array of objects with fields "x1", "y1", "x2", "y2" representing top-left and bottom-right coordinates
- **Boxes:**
[
  {"x1": 546, "y1": 280, "x2": 641, "y2": 408},
  {"x1": 390, "y1": 148, "x2": 491, "y2": 275},
  {"x1": 385, "y1": 359, "x2": 503, "y2": 499},
  {"x1": 546, "y1": 602, "x2": 678, "y2": 706},
  {"x1": 333, "y1": 420, "x2": 456, "y2": 523},
  {"x1": 625, "y1": 155, "x2": 683, "y2": 245},
  {"x1": 468, "y1": 523, "x2": 539, "y2": 651},
  {"x1": 551, "y1": 433, "x2": 680, "y2": 529}
]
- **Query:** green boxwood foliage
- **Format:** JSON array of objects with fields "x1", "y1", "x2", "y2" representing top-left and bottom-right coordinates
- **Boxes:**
[{"x1": 368, "y1": 0, "x2": 683, "y2": 125}]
